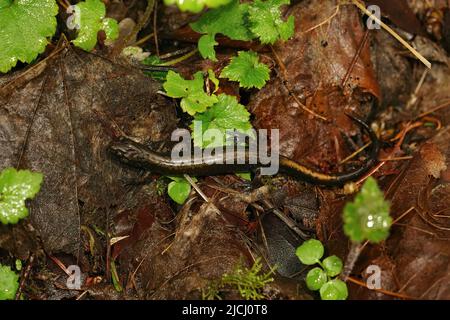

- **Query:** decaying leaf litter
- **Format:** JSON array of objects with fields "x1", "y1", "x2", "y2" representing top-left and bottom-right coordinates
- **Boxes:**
[{"x1": 0, "y1": 0, "x2": 449, "y2": 300}]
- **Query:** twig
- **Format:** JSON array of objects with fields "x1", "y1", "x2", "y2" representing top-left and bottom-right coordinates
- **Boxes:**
[
  {"x1": 341, "y1": 242, "x2": 362, "y2": 281},
  {"x1": 417, "y1": 99, "x2": 450, "y2": 119},
  {"x1": 346, "y1": 276, "x2": 415, "y2": 299},
  {"x1": 406, "y1": 69, "x2": 429, "y2": 109},
  {"x1": 132, "y1": 32, "x2": 154, "y2": 47},
  {"x1": 261, "y1": 199, "x2": 310, "y2": 240},
  {"x1": 341, "y1": 29, "x2": 370, "y2": 89},
  {"x1": 153, "y1": 0, "x2": 160, "y2": 56},
  {"x1": 15, "y1": 254, "x2": 35, "y2": 300},
  {"x1": 158, "y1": 49, "x2": 198, "y2": 66},
  {"x1": 302, "y1": 4, "x2": 340, "y2": 34},
  {"x1": 339, "y1": 142, "x2": 371, "y2": 165},
  {"x1": 184, "y1": 174, "x2": 210, "y2": 203}
]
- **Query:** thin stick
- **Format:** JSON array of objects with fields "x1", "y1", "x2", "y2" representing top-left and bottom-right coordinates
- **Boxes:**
[
  {"x1": 158, "y1": 49, "x2": 198, "y2": 66},
  {"x1": 347, "y1": 276, "x2": 415, "y2": 299},
  {"x1": 417, "y1": 99, "x2": 450, "y2": 119},
  {"x1": 339, "y1": 142, "x2": 371, "y2": 164},
  {"x1": 184, "y1": 174, "x2": 210, "y2": 203},
  {"x1": 341, "y1": 29, "x2": 370, "y2": 89},
  {"x1": 261, "y1": 199, "x2": 310, "y2": 240},
  {"x1": 132, "y1": 32, "x2": 154, "y2": 47},
  {"x1": 302, "y1": 5, "x2": 340, "y2": 34},
  {"x1": 15, "y1": 254, "x2": 35, "y2": 300},
  {"x1": 153, "y1": 0, "x2": 160, "y2": 56},
  {"x1": 351, "y1": 0, "x2": 431, "y2": 69},
  {"x1": 341, "y1": 242, "x2": 362, "y2": 281}
]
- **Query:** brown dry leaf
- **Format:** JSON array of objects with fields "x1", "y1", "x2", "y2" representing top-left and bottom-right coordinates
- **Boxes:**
[
  {"x1": 121, "y1": 199, "x2": 251, "y2": 299},
  {"x1": 249, "y1": 0, "x2": 380, "y2": 171},
  {"x1": 0, "y1": 45, "x2": 177, "y2": 254},
  {"x1": 368, "y1": 0, "x2": 425, "y2": 36}
]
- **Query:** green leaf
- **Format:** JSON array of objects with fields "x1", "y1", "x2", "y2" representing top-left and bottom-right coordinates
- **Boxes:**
[
  {"x1": 191, "y1": 0, "x2": 253, "y2": 59},
  {"x1": 322, "y1": 255, "x2": 343, "y2": 277},
  {"x1": 0, "y1": 0, "x2": 58, "y2": 73},
  {"x1": 164, "y1": 0, "x2": 231, "y2": 13},
  {"x1": 168, "y1": 180, "x2": 191, "y2": 205},
  {"x1": 191, "y1": 94, "x2": 253, "y2": 148},
  {"x1": 198, "y1": 34, "x2": 218, "y2": 61},
  {"x1": 163, "y1": 70, "x2": 218, "y2": 115},
  {"x1": 306, "y1": 267, "x2": 327, "y2": 291},
  {"x1": 220, "y1": 51, "x2": 270, "y2": 89},
  {"x1": 0, "y1": 168, "x2": 43, "y2": 225},
  {"x1": 248, "y1": 0, "x2": 295, "y2": 44},
  {"x1": 102, "y1": 17, "x2": 119, "y2": 40},
  {"x1": 191, "y1": 0, "x2": 253, "y2": 41},
  {"x1": 236, "y1": 172, "x2": 252, "y2": 181},
  {"x1": 319, "y1": 279, "x2": 348, "y2": 300},
  {"x1": 72, "y1": 0, "x2": 119, "y2": 51},
  {"x1": 295, "y1": 239, "x2": 324, "y2": 265},
  {"x1": 343, "y1": 177, "x2": 392, "y2": 244},
  {"x1": 0, "y1": 265, "x2": 19, "y2": 300}
]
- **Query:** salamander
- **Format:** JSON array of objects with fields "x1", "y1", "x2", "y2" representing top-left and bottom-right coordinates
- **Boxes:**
[{"x1": 108, "y1": 115, "x2": 379, "y2": 187}]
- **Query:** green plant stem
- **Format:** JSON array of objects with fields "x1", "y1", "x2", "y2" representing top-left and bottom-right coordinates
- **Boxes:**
[
  {"x1": 341, "y1": 242, "x2": 362, "y2": 281},
  {"x1": 158, "y1": 49, "x2": 198, "y2": 66}
]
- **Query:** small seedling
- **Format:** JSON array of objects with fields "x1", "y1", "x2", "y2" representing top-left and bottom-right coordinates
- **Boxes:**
[
  {"x1": 341, "y1": 177, "x2": 391, "y2": 279},
  {"x1": 220, "y1": 51, "x2": 271, "y2": 89},
  {"x1": 0, "y1": 264, "x2": 19, "y2": 300},
  {"x1": 163, "y1": 70, "x2": 218, "y2": 115},
  {"x1": 296, "y1": 239, "x2": 348, "y2": 300}
]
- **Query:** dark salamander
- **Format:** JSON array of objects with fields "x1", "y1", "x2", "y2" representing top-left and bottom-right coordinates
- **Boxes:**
[{"x1": 108, "y1": 115, "x2": 379, "y2": 187}]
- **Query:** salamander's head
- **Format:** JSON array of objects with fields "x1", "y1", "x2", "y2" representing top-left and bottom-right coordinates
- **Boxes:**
[{"x1": 108, "y1": 137, "x2": 147, "y2": 166}]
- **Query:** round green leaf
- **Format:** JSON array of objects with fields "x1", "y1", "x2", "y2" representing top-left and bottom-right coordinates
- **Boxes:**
[
  {"x1": 0, "y1": 265, "x2": 19, "y2": 300},
  {"x1": 322, "y1": 255, "x2": 343, "y2": 277},
  {"x1": 168, "y1": 180, "x2": 191, "y2": 205},
  {"x1": 295, "y1": 239, "x2": 324, "y2": 265},
  {"x1": 306, "y1": 267, "x2": 327, "y2": 291},
  {"x1": 320, "y1": 279, "x2": 348, "y2": 300}
]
